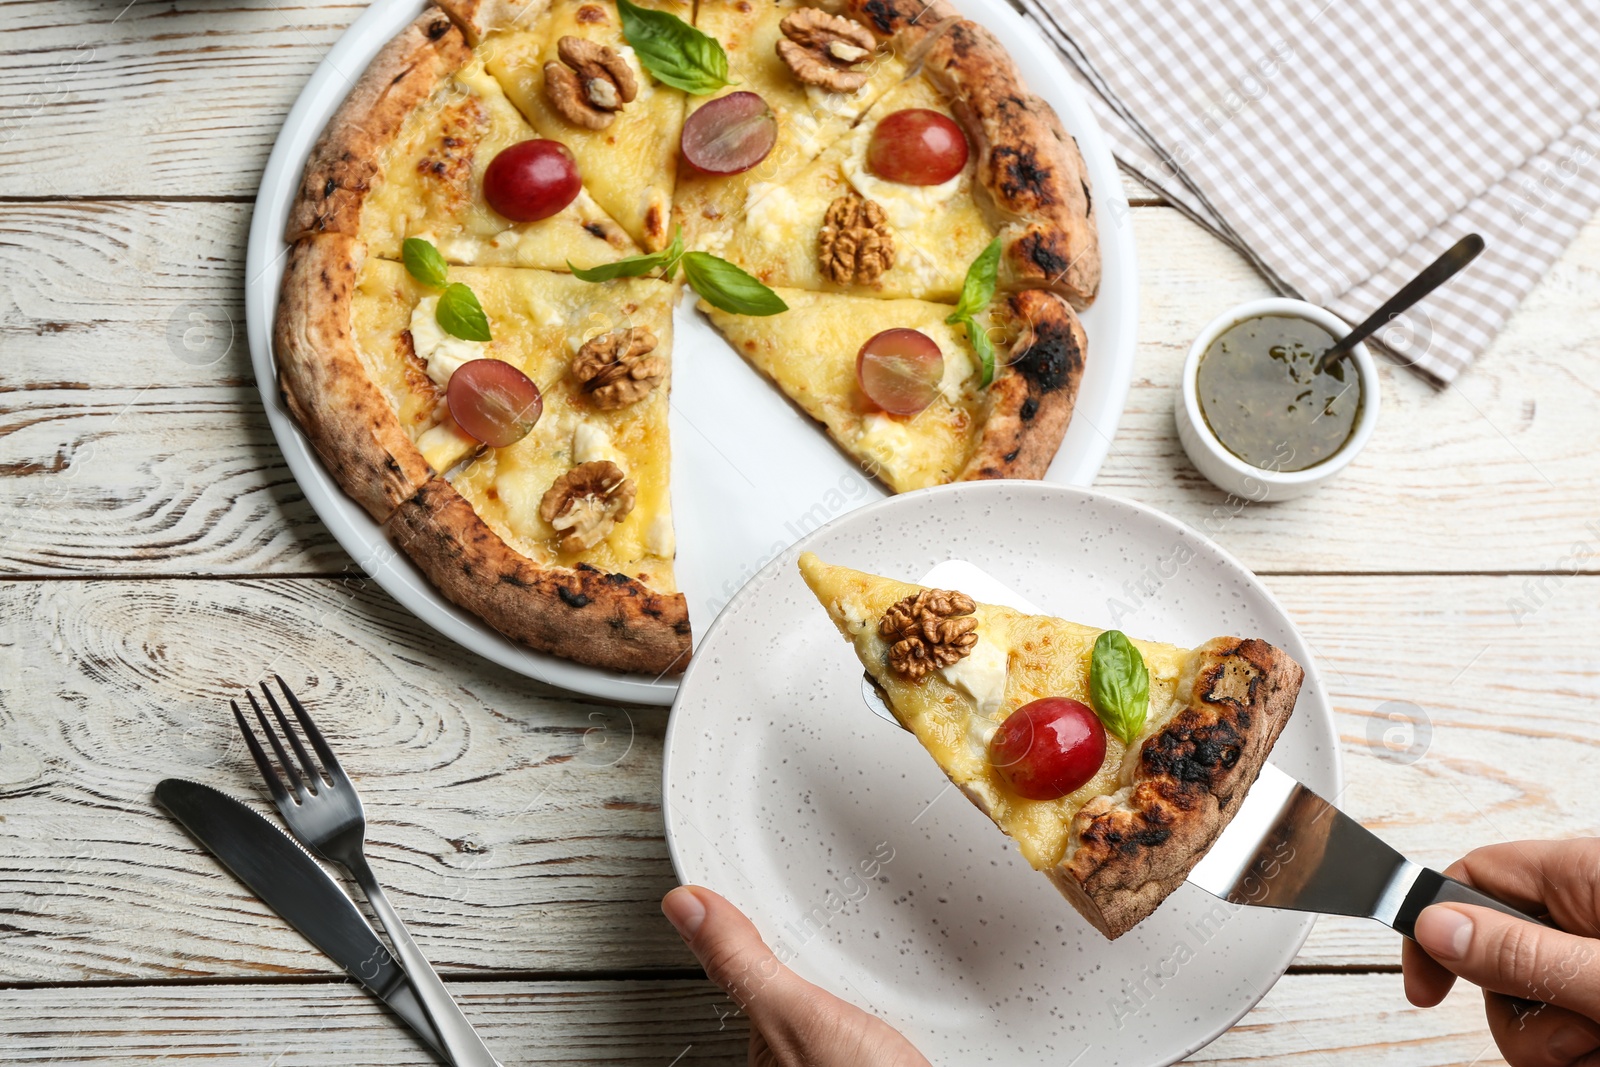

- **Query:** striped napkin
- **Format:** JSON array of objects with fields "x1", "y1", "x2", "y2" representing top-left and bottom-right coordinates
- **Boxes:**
[{"x1": 1019, "y1": 0, "x2": 1600, "y2": 383}]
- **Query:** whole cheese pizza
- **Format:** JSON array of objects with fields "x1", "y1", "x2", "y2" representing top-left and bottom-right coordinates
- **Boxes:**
[
  {"x1": 798, "y1": 553, "x2": 1304, "y2": 937},
  {"x1": 275, "y1": 0, "x2": 1102, "y2": 675}
]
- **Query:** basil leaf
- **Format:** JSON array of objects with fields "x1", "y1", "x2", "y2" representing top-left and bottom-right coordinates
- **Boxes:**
[
  {"x1": 617, "y1": 0, "x2": 730, "y2": 94},
  {"x1": 569, "y1": 227, "x2": 684, "y2": 282},
  {"x1": 402, "y1": 237, "x2": 449, "y2": 289},
  {"x1": 436, "y1": 282, "x2": 492, "y2": 342},
  {"x1": 953, "y1": 313, "x2": 996, "y2": 387},
  {"x1": 682, "y1": 251, "x2": 788, "y2": 316},
  {"x1": 1089, "y1": 630, "x2": 1149, "y2": 747},
  {"x1": 948, "y1": 237, "x2": 1001, "y2": 321}
]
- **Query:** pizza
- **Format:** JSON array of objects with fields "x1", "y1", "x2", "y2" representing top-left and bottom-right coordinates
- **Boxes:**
[
  {"x1": 275, "y1": 0, "x2": 1102, "y2": 674},
  {"x1": 797, "y1": 553, "x2": 1304, "y2": 938}
]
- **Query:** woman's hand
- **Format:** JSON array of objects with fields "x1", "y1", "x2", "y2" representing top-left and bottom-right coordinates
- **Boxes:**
[
  {"x1": 662, "y1": 885, "x2": 931, "y2": 1067},
  {"x1": 1403, "y1": 839, "x2": 1600, "y2": 1066}
]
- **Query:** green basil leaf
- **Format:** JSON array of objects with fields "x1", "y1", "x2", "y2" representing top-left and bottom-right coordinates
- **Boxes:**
[
  {"x1": 617, "y1": 0, "x2": 730, "y2": 94},
  {"x1": 953, "y1": 313, "x2": 997, "y2": 387},
  {"x1": 568, "y1": 227, "x2": 684, "y2": 282},
  {"x1": 436, "y1": 282, "x2": 492, "y2": 342},
  {"x1": 948, "y1": 237, "x2": 1002, "y2": 322},
  {"x1": 402, "y1": 237, "x2": 450, "y2": 289},
  {"x1": 1089, "y1": 629, "x2": 1149, "y2": 747},
  {"x1": 682, "y1": 251, "x2": 788, "y2": 316}
]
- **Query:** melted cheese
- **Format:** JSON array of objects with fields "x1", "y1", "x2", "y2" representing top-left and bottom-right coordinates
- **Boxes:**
[
  {"x1": 940, "y1": 621, "x2": 1009, "y2": 715},
  {"x1": 408, "y1": 296, "x2": 488, "y2": 387},
  {"x1": 841, "y1": 126, "x2": 966, "y2": 230}
]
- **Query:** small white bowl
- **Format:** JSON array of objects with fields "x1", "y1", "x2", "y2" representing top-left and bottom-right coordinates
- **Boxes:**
[{"x1": 1175, "y1": 297, "x2": 1380, "y2": 502}]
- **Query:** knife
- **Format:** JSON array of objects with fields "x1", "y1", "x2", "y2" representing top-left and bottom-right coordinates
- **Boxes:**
[
  {"x1": 860, "y1": 561, "x2": 1543, "y2": 936},
  {"x1": 155, "y1": 779, "x2": 446, "y2": 1057}
]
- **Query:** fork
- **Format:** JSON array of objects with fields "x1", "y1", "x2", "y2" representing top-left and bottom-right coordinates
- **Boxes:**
[{"x1": 232, "y1": 677, "x2": 501, "y2": 1067}]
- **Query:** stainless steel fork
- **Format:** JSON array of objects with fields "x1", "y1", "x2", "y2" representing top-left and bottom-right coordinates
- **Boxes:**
[{"x1": 232, "y1": 677, "x2": 500, "y2": 1067}]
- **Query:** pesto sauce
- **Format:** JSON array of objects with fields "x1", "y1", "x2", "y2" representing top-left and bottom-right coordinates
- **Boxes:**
[{"x1": 1196, "y1": 315, "x2": 1362, "y2": 472}]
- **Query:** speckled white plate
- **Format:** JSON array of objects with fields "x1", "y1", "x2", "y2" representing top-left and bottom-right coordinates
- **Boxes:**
[
  {"x1": 664, "y1": 482, "x2": 1340, "y2": 1065},
  {"x1": 244, "y1": 0, "x2": 1138, "y2": 705}
]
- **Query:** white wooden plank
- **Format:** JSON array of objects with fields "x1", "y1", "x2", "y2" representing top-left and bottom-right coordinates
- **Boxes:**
[
  {"x1": 0, "y1": 973, "x2": 1504, "y2": 1065},
  {"x1": 0, "y1": 0, "x2": 1159, "y2": 203},
  {"x1": 0, "y1": 573, "x2": 1594, "y2": 980},
  {"x1": 0, "y1": 979, "x2": 745, "y2": 1065},
  {"x1": 4, "y1": 201, "x2": 1600, "y2": 576},
  {"x1": 0, "y1": 577, "x2": 693, "y2": 982}
]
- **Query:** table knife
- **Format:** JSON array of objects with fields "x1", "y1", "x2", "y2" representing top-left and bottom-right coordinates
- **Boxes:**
[
  {"x1": 154, "y1": 778, "x2": 446, "y2": 1057},
  {"x1": 860, "y1": 561, "x2": 1543, "y2": 936}
]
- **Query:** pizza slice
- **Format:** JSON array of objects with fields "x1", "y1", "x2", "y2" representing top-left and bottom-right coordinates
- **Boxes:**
[
  {"x1": 467, "y1": 0, "x2": 690, "y2": 252},
  {"x1": 286, "y1": 7, "x2": 639, "y2": 272},
  {"x1": 675, "y1": 0, "x2": 916, "y2": 257},
  {"x1": 834, "y1": 0, "x2": 1102, "y2": 307},
  {"x1": 797, "y1": 553, "x2": 1304, "y2": 938},
  {"x1": 719, "y1": 71, "x2": 995, "y2": 301},
  {"x1": 276, "y1": 229, "x2": 690, "y2": 673},
  {"x1": 702, "y1": 286, "x2": 1086, "y2": 490}
]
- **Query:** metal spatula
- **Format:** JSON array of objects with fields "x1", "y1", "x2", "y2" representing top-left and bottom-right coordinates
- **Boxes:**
[{"x1": 859, "y1": 561, "x2": 1541, "y2": 938}]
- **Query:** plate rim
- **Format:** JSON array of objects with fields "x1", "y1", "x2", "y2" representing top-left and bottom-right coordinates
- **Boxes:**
[
  {"x1": 243, "y1": 0, "x2": 1140, "y2": 704},
  {"x1": 663, "y1": 479, "x2": 1342, "y2": 1064}
]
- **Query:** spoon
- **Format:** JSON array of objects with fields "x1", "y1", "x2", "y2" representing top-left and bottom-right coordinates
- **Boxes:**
[{"x1": 1315, "y1": 233, "x2": 1485, "y2": 374}]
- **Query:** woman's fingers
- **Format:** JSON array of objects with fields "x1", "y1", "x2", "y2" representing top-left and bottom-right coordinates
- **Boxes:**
[
  {"x1": 1403, "y1": 934, "x2": 1459, "y2": 1006},
  {"x1": 1444, "y1": 840, "x2": 1600, "y2": 937},
  {"x1": 1414, "y1": 904, "x2": 1600, "y2": 1017},
  {"x1": 1484, "y1": 993, "x2": 1600, "y2": 1067}
]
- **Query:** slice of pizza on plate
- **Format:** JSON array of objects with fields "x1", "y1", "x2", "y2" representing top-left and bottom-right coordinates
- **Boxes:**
[
  {"x1": 675, "y1": 0, "x2": 920, "y2": 256},
  {"x1": 460, "y1": 0, "x2": 690, "y2": 251},
  {"x1": 388, "y1": 267, "x2": 690, "y2": 675},
  {"x1": 702, "y1": 286, "x2": 1086, "y2": 490},
  {"x1": 797, "y1": 553, "x2": 1304, "y2": 938},
  {"x1": 276, "y1": 226, "x2": 690, "y2": 673},
  {"x1": 286, "y1": 8, "x2": 639, "y2": 272}
]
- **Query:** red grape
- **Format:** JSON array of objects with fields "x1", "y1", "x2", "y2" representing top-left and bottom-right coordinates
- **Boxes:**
[
  {"x1": 856, "y1": 328, "x2": 944, "y2": 415},
  {"x1": 987, "y1": 698, "x2": 1107, "y2": 801},
  {"x1": 681, "y1": 92, "x2": 777, "y2": 175},
  {"x1": 446, "y1": 359, "x2": 544, "y2": 447},
  {"x1": 483, "y1": 140, "x2": 581, "y2": 222},
  {"x1": 866, "y1": 109, "x2": 969, "y2": 185}
]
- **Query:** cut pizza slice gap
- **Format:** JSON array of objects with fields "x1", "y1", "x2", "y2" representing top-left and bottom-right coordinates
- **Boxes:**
[
  {"x1": 797, "y1": 552, "x2": 1304, "y2": 938},
  {"x1": 470, "y1": 0, "x2": 690, "y2": 253},
  {"x1": 675, "y1": 0, "x2": 918, "y2": 257},
  {"x1": 287, "y1": 9, "x2": 640, "y2": 272},
  {"x1": 702, "y1": 286, "x2": 1086, "y2": 490}
]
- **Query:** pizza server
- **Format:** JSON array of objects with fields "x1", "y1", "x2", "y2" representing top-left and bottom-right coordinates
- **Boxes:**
[{"x1": 860, "y1": 561, "x2": 1545, "y2": 940}]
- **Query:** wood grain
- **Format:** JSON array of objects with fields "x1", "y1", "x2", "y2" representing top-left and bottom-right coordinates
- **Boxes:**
[
  {"x1": 4, "y1": 202, "x2": 1600, "y2": 576},
  {"x1": 0, "y1": 973, "x2": 1505, "y2": 1065},
  {"x1": 2, "y1": 574, "x2": 1596, "y2": 981}
]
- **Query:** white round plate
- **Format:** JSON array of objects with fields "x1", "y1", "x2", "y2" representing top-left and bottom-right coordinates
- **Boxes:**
[
  {"x1": 664, "y1": 482, "x2": 1340, "y2": 1065},
  {"x1": 245, "y1": 0, "x2": 1139, "y2": 704}
]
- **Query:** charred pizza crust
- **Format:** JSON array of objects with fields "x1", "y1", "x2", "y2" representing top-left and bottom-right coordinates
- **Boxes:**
[
  {"x1": 275, "y1": 234, "x2": 433, "y2": 522},
  {"x1": 388, "y1": 478, "x2": 692, "y2": 675},
  {"x1": 1047, "y1": 637, "x2": 1304, "y2": 939},
  {"x1": 959, "y1": 289, "x2": 1086, "y2": 481},
  {"x1": 843, "y1": 0, "x2": 1102, "y2": 308},
  {"x1": 287, "y1": 9, "x2": 472, "y2": 241}
]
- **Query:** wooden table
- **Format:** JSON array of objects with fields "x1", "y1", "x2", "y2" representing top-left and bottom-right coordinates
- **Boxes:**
[{"x1": 4, "y1": 2, "x2": 1598, "y2": 1063}]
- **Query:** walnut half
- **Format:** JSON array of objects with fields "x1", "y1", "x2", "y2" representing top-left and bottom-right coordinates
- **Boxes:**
[
  {"x1": 880, "y1": 589, "x2": 978, "y2": 680},
  {"x1": 819, "y1": 192, "x2": 895, "y2": 286},
  {"x1": 540, "y1": 460, "x2": 636, "y2": 552},
  {"x1": 776, "y1": 9, "x2": 877, "y2": 92},
  {"x1": 571, "y1": 327, "x2": 664, "y2": 409},
  {"x1": 544, "y1": 36, "x2": 638, "y2": 130}
]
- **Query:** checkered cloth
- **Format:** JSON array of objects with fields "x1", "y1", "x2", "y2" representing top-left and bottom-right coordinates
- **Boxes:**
[{"x1": 1019, "y1": 0, "x2": 1600, "y2": 383}]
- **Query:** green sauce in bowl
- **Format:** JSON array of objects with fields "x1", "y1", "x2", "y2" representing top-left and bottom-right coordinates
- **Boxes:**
[{"x1": 1195, "y1": 314, "x2": 1362, "y2": 472}]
